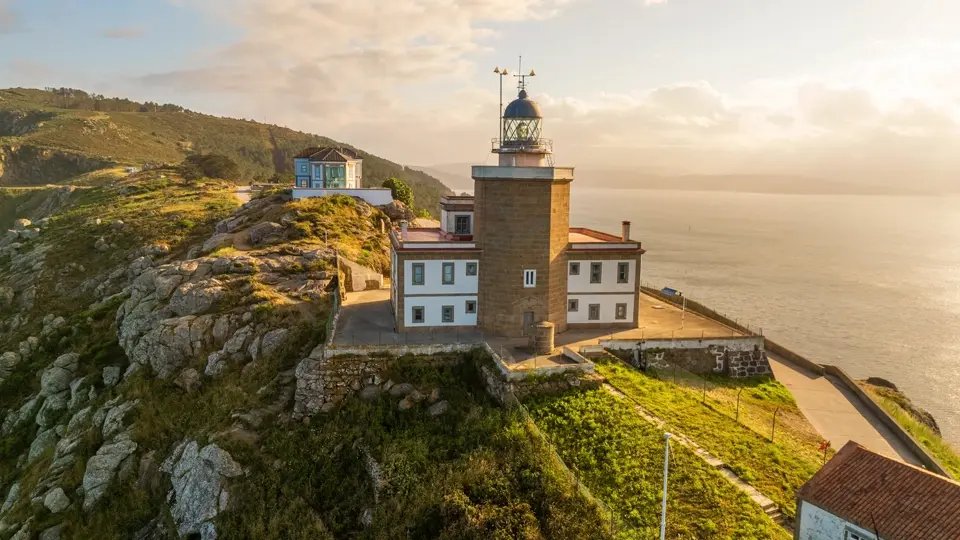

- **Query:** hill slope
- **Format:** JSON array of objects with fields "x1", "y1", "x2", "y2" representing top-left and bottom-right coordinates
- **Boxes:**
[
  {"x1": 0, "y1": 88, "x2": 452, "y2": 212},
  {"x1": 0, "y1": 176, "x2": 609, "y2": 539}
]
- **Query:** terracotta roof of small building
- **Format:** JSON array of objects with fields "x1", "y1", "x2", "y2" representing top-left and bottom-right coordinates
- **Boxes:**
[
  {"x1": 797, "y1": 441, "x2": 960, "y2": 539},
  {"x1": 294, "y1": 146, "x2": 361, "y2": 161}
]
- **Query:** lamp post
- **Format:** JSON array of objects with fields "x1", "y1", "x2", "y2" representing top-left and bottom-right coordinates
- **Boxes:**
[
  {"x1": 660, "y1": 432, "x2": 672, "y2": 540},
  {"x1": 493, "y1": 67, "x2": 510, "y2": 141}
]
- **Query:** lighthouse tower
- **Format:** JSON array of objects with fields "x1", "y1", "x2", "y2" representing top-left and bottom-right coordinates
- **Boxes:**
[{"x1": 473, "y1": 76, "x2": 574, "y2": 337}]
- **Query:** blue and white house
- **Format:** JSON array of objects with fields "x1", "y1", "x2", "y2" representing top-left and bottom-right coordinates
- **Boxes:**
[{"x1": 292, "y1": 147, "x2": 393, "y2": 205}]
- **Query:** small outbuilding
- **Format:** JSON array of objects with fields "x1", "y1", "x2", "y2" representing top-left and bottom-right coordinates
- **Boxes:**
[{"x1": 795, "y1": 441, "x2": 960, "y2": 540}]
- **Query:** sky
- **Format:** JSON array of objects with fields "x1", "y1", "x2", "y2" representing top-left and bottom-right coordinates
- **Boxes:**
[{"x1": 2, "y1": 0, "x2": 960, "y2": 189}]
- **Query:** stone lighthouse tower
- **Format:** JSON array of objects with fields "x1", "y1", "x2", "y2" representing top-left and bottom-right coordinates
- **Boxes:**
[{"x1": 473, "y1": 74, "x2": 574, "y2": 337}]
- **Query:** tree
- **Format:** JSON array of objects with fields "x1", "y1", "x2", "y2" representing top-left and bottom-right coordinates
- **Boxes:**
[
  {"x1": 180, "y1": 153, "x2": 241, "y2": 181},
  {"x1": 382, "y1": 177, "x2": 414, "y2": 207}
]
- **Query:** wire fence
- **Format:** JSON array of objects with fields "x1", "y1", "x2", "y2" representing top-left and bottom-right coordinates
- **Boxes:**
[
  {"x1": 643, "y1": 357, "x2": 821, "y2": 448},
  {"x1": 640, "y1": 281, "x2": 764, "y2": 338},
  {"x1": 503, "y1": 389, "x2": 636, "y2": 537}
]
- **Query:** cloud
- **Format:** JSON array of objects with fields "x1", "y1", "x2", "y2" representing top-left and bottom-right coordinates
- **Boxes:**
[
  {"x1": 0, "y1": 0, "x2": 20, "y2": 34},
  {"x1": 102, "y1": 26, "x2": 145, "y2": 39}
]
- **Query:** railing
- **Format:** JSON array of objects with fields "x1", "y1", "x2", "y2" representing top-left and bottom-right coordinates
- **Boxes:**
[{"x1": 490, "y1": 137, "x2": 553, "y2": 153}]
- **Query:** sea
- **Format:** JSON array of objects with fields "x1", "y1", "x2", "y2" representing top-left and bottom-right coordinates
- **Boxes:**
[{"x1": 568, "y1": 186, "x2": 960, "y2": 447}]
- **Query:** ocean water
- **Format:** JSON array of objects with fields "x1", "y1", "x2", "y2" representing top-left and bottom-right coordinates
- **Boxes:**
[{"x1": 569, "y1": 187, "x2": 960, "y2": 446}]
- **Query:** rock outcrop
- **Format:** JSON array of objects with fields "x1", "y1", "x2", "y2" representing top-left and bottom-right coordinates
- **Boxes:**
[{"x1": 160, "y1": 440, "x2": 244, "y2": 540}]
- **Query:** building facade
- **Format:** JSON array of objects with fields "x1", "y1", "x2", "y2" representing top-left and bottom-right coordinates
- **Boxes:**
[
  {"x1": 390, "y1": 83, "x2": 644, "y2": 337},
  {"x1": 292, "y1": 147, "x2": 394, "y2": 205},
  {"x1": 794, "y1": 441, "x2": 960, "y2": 540}
]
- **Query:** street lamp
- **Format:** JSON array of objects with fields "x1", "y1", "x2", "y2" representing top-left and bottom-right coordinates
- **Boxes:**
[{"x1": 660, "y1": 432, "x2": 672, "y2": 540}]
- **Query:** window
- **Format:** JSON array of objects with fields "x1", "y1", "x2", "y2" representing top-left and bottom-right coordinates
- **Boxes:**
[
  {"x1": 455, "y1": 215, "x2": 471, "y2": 235},
  {"x1": 618, "y1": 262, "x2": 630, "y2": 284},
  {"x1": 442, "y1": 262, "x2": 455, "y2": 285},
  {"x1": 465, "y1": 301, "x2": 477, "y2": 314},
  {"x1": 442, "y1": 305, "x2": 454, "y2": 323},
  {"x1": 300, "y1": 164, "x2": 307, "y2": 173},
  {"x1": 569, "y1": 262, "x2": 580, "y2": 276},
  {"x1": 588, "y1": 304, "x2": 600, "y2": 321},
  {"x1": 590, "y1": 263, "x2": 602, "y2": 284},
  {"x1": 523, "y1": 269, "x2": 537, "y2": 288},
  {"x1": 845, "y1": 531, "x2": 869, "y2": 540},
  {"x1": 616, "y1": 303, "x2": 627, "y2": 320},
  {"x1": 568, "y1": 299, "x2": 579, "y2": 312},
  {"x1": 412, "y1": 306, "x2": 425, "y2": 323},
  {"x1": 466, "y1": 262, "x2": 478, "y2": 276},
  {"x1": 412, "y1": 263, "x2": 425, "y2": 285}
]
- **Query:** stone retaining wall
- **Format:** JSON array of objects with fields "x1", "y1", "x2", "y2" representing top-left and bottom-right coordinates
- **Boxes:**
[{"x1": 602, "y1": 336, "x2": 771, "y2": 378}]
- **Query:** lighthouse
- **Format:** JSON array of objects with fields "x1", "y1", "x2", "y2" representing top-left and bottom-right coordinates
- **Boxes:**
[{"x1": 472, "y1": 74, "x2": 575, "y2": 337}]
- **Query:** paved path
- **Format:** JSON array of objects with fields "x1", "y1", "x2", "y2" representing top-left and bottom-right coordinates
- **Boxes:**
[
  {"x1": 234, "y1": 186, "x2": 252, "y2": 204},
  {"x1": 333, "y1": 289, "x2": 482, "y2": 346},
  {"x1": 768, "y1": 354, "x2": 923, "y2": 466}
]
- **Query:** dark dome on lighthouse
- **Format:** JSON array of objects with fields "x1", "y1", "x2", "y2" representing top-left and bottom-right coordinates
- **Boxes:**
[{"x1": 503, "y1": 89, "x2": 542, "y2": 119}]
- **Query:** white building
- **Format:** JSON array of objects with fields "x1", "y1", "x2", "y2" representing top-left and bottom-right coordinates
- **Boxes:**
[
  {"x1": 292, "y1": 147, "x2": 393, "y2": 206},
  {"x1": 795, "y1": 441, "x2": 960, "y2": 540}
]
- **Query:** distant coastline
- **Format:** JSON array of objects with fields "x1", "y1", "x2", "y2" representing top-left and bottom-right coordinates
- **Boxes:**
[{"x1": 413, "y1": 164, "x2": 934, "y2": 197}]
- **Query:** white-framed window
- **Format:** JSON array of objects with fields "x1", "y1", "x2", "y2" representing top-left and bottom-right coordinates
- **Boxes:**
[
  {"x1": 412, "y1": 306, "x2": 425, "y2": 323},
  {"x1": 455, "y1": 215, "x2": 471, "y2": 234},
  {"x1": 568, "y1": 299, "x2": 578, "y2": 312},
  {"x1": 588, "y1": 304, "x2": 600, "y2": 321},
  {"x1": 300, "y1": 164, "x2": 307, "y2": 173},
  {"x1": 442, "y1": 305, "x2": 454, "y2": 323},
  {"x1": 590, "y1": 263, "x2": 602, "y2": 284},
  {"x1": 569, "y1": 262, "x2": 580, "y2": 275},
  {"x1": 618, "y1": 262, "x2": 630, "y2": 284},
  {"x1": 412, "y1": 263, "x2": 425, "y2": 285},
  {"x1": 466, "y1": 262, "x2": 478, "y2": 276},
  {"x1": 442, "y1": 262, "x2": 455, "y2": 285},
  {"x1": 523, "y1": 269, "x2": 536, "y2": 288},
  {"x1": 845, "y1": 531, "x2": 870, "y2": 540},
  {"x1": 616, "y1": 303, "x2": 627, "y2": 320},
  {"x1": 465, "y1": 301, "x2": 477, "y2": 314}
]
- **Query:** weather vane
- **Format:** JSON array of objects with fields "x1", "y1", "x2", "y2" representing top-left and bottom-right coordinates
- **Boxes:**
[{"x1": 514, "y1": 55, "x2": 536, "y2": 92}]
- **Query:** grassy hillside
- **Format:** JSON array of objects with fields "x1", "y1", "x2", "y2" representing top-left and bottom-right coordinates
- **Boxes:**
[{"x1": 0, "y1": 88, "x2": 452, "y2": 213}]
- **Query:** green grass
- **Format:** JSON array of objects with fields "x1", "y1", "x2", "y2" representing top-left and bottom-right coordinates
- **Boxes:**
[
  {"x1": 594, "y1": 358, "x2": 822, "y2": 518},
  {"x1": 863, "y1": 385, "x2": 960, "y2": 478},
  {"x1": 215, "y1": 360, "x2": 612, "y2": 540},
  {"x1": 524, "y1": 389, "x2": 791, "y2": 539}
]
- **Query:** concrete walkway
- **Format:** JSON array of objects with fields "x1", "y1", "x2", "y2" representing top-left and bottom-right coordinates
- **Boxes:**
[{"x1": 768, "y1": 354, "x2": 923, "y2": 466}]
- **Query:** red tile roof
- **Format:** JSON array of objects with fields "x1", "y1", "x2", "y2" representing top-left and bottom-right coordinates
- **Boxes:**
[{"x1": 797, "y1": 441, "x2": 960, "y2": 539}]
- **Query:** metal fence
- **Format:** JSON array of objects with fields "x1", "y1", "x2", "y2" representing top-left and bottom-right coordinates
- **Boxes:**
[
  {"x1": 641, "y1": 281, "x2": 764, "y2": 337},
  {"x1": 503, "y1": 389, "x2": 636, "y2": 537},
  {"x1": 645, "y1": 358, "x2": 820, "y2": 446}
]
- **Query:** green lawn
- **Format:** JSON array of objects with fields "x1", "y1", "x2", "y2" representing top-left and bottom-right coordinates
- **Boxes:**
[
  {"x1": 594, "y1": 358, "x2": 822, "y2": 519},
  {"x1": 525, "y1": 389, "x2": 791, "y2": 539}
]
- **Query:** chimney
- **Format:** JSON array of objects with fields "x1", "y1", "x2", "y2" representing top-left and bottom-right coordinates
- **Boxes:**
[
  {"x1": 621, "y1": 221, "x2": 631, "y2": 241},
  {"x1": 400, "y1": 220, "x2": 409, "y2": 241}
]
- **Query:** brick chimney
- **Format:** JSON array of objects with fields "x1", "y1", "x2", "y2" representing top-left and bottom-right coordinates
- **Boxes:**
[{"x1": 621, "y1": 221, "x2": 631, "y2": 241}]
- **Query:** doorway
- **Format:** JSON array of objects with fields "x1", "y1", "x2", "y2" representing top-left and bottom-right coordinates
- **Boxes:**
[{"x1": 522, "y1": 311, "x2": 534, "y2": 336}]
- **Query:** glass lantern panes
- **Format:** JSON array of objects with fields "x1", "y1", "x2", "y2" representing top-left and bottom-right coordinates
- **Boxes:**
[{"x1": 503, "y1": 118, "x2": 542, "y2": 147}]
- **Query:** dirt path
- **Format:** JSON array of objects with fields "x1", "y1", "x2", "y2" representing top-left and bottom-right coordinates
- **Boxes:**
[
  {"x1": 768, "y1": 354, "x2": 924, "y2": 465},
  {"x1": 234, "y1": 186, "x2": 252, "y2": 204}
]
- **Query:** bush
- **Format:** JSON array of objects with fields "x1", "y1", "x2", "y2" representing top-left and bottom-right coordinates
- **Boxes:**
[
  {"x1": 382, "y1": 177, "x2": 414, "y2": 207},
  {"x1": 181, "y1": 153, "x2": 241, "y2": 181}
]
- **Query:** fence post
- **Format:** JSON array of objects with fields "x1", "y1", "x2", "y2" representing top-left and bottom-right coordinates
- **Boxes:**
[
  {"x1": 771, "y1": 406, "x2": 781, "y2": 442},
  {"x1": 702, "y1": 377, "x2": 707, "y2": 404},
  {"x1": 736, "y1": 388, "x2": 743, "y2": 423}
]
